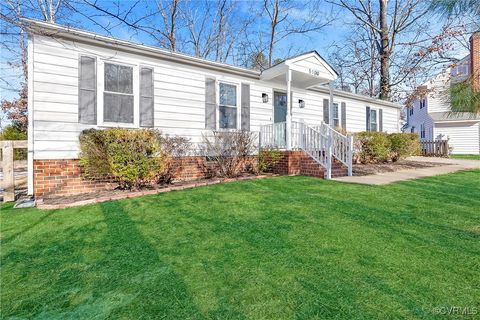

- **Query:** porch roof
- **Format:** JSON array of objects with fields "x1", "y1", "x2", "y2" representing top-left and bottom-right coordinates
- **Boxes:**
[{"x1": 260, "y1": 51, "x2": 338, "y2": 88}]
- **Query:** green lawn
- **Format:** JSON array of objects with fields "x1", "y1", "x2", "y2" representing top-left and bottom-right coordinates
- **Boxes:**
[
  {"x1": 1, "y1": 171, "x2": 479, "y2": 319},
  {"x1": 450, "y1": 154, "x2": 480, "y2": 160}
]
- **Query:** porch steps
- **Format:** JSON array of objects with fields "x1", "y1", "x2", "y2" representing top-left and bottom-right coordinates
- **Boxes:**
[
  {"x1": 260, "y1": 120, "x2": 353, "y2": 179},
  {"x1": 301, "y1": 154, "x2": 348, "y2": 178},
  {"x1": 272, "y1": 150, "x2": 348, "y2": 179}
]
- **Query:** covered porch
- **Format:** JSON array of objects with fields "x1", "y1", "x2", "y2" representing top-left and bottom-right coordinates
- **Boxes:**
[
  {"x1": 259, "y1": 51, "x2": 338, "y2": 150},
  {"x1": 258, "y1": 52, "x2": 353, "y2": 179}
]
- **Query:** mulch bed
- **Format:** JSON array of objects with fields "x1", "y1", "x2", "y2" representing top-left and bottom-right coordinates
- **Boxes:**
[
  {"x1": 353, "y1": 159, "x2": 450, "y2": 176},
  {"x1": 37, "y1": 174, "x2": 276, "y2": 210}
]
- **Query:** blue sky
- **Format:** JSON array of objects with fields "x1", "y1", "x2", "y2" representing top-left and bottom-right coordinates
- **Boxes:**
[{"x1": 0, "y1": 0, "x2": 470, "y2": 105}]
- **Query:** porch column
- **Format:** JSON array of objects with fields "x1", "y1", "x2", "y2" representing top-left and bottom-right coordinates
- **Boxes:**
[{"x1": 286, "y1": 68, "x2": 292, "y2": 150}]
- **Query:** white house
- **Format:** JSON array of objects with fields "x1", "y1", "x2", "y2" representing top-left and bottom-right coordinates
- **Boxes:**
[
  {"x1": 405, "y1": 32, "x2": 480, "y2": 155},
  {"x1": 23, "y1": 19, "x2": 402, "y2": 197}
]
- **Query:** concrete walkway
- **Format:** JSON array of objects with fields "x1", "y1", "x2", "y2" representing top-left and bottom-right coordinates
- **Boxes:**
[{"x1": 333, "y1": 156, "x2": 480, "y2": 185}]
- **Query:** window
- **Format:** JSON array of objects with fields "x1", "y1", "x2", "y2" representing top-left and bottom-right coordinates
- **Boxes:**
[
  {"x1": 420, "y1": 123, "x2": 426, "y2": 139},
  {"x1": 369, "y1": 109, "x2": 378, "y2": 131},
  {"x1": 219, "y1": 82, "x2": 237, "y2": 129},
  {"x1": 420, "y1": 99, "x2": 426, "y2": 109},
  {"x1": 410, "y1": 126, "x2": 415, "y2": 133},
  {"x1": 103, "y1": 63, "x2": 134, "y2": 123},
  {"x1": 333, "y1": 103, "x2": 339, "y2": 128},
  {"x1": 409, "y1": 107, "x2": 414, "y2": 116}
]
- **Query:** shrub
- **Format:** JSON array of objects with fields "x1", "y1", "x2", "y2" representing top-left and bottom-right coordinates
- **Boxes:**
[
  {"x1": 155, "y1": 134, "x2": 191, "y2": 184},
  {"x1": 354, "y1": 131, "x2": 391, "y2": 163},
  {"x1": 257, "y1": 148, "x2": 282, "y2": 173},
  {"x1": 0, "y1": 124, "x2": 27, "y2": 160},
  {"x1": 388, "y1": 133, "x2": 421, "y2": 162},
  {"x1": 79, "y1": 128, "x2": 193, "y2": 188},
  {"x1": 79, "y1": 129, "x2": 111, "y2": 179},
  {"x1": 79, "y1": 128, "x2": 161, "y2": 189},
  {"x1": 354, "y1": 131, "x2": 422, "y2": 163},
  {"x1": 201, "y1": 130, "x2": 257, "y2": 177}
]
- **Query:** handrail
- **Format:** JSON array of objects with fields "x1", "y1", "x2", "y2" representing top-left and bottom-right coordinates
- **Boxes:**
[{"x1": 259, "y1": 121, "x2": 353, "y2": 178}]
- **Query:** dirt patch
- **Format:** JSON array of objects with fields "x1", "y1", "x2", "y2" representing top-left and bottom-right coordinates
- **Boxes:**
[
  {"x1": 353, "y1": 160, "x2": 449, "y2": 176},
  {"x1": 38, "y1": 174, "x2": 274, "y2": 209}
]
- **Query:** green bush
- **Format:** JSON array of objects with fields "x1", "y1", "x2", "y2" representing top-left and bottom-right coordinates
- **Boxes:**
[
  {"x1": 79, "y1": 128, "x2": 162, "y2": 189},
  {"x1": 354, "y1": 131, "x2": 421, "y2": 163},
  {"x1": 354, "y1": 131, "x2": 391, "y2": 163},
  {"x1": 0, "y1": 124, "x2": 27, "y2": 160},
  {"x1": 388, "y1": 133, "x2": 421, "y2": 162},
  {"x1": 257, "y1": 148, "x2": 282, "y2": 173}
]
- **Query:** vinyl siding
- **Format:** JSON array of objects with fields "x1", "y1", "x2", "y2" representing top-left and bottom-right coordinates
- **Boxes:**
[
  {"x1": 434, "y1": 122, "x2": 480, "y2": 154},
  {"x1": 405, "y1": 98, "x2": 435, "y2": 140},
  {"x1": 405, "y1": 72, "x2": 447, "y2": 137},
  {"x1": 31, "y1": 35, "x2": 400, "y2": 159},
  {"x1": 425, "y1": 72, "x2": 451, "y2": 113}
]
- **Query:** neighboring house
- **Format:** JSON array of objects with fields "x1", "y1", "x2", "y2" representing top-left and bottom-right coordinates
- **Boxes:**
[
  {"x1": 24, "y1": 19, "x2": 401, "y2": 197},
  {"x1": 405, "y1": 32, "x2": 480, "y2": 155}
]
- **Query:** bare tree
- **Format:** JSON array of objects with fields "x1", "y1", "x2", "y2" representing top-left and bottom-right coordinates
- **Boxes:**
[
  {"x1": 333, "y1": 0, "x2": 431, "y2": 99},
  {"x1": 155, "y1": 0, "x2": 180, "y2": 51},
  {"x1": 332, "y1": 0, "x2": 462, "y2": 101},
  {"x1": 38, "y1": 0, "x2": 62, "y2": 22},
  {"x1": 182, "y1": 0, "x2": 252, "y2": 63},
  {"x1": 262, "y1": 0, "x2": 333, "y2": 67},
  {"x1": 0, "y1": 0, "x2": 70, "y2": 129},
  {"x1": 330, "y1": 22, "x2": 379, "y2": 96}
]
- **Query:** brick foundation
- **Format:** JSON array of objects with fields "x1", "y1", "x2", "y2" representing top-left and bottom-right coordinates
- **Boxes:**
[
  {"x1": 33, "y1": 156, "x2": 255, "y2": 198},
  {"x1": 270, "y1": 151, "x2": 347, "y2": 178},
  {"x1": 33, "y1": 160, "x2": 115, "y2": 198},
  {"x1": 33, "y1": 151, "x2": 347, "y2": 198}
]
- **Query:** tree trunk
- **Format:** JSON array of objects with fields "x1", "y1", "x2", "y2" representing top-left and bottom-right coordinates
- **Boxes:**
[
  {"x1": 168, "y1": 0, "x2": 179, "y2": 51},
  {"x1": 268, "y1": 0, "x2": 279, "y2": 67},
  {"x1": 379, "y1": 0, "x2": 390, "y2": 100}
]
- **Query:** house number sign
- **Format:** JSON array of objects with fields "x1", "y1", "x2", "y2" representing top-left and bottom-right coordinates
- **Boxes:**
[{"x1": 309, "y1": 68, "x2": 321, "y2": 77}]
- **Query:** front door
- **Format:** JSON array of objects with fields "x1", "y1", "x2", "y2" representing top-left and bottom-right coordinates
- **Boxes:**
[
  {"x1": 273, "y1": 91, "x2": 287, "y2": 147},
  {"x1": 274, "y1": 91, "x2": 287, "y2": 123}
]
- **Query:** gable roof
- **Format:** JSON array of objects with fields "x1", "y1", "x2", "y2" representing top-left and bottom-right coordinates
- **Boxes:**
[
  {"x1": 268, "y1": 50, "x2": 339, "y2": 77},
  {"x1": 21, "y1": 18, "x2": 401, "y2": 109},
  {"x1": 21, "y1": 18, "x2": 260, "y2": 78}
]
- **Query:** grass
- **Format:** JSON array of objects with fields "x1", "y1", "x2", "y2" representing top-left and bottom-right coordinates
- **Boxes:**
[
  {"x1": 450, "y1": 154, "x2": 480, "y2": 160},
  {"x1": 1, "y1": 171, "x2": 479, "y2": 319}
]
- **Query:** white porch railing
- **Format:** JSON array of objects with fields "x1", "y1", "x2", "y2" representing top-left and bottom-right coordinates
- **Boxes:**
[
  {"x1": 259, "y1": 121, "x2": 353, "y2": 178},
  {"x1": 259, "y1": 122, "x2": 287, "y2": 149}
]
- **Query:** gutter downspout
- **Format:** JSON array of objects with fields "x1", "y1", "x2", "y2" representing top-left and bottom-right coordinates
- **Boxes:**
[{"x1": 27, "y1": 34, "x2": 34, "y2": 195}]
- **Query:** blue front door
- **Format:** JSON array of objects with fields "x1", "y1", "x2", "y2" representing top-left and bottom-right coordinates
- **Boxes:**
[{"x1": 273, "y1": 92, "x2": 287, "y2": 147}]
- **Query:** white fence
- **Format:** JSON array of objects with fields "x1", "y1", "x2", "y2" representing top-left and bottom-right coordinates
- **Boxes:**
[{"x1": 1, "y1": 140, "x2": 28, "y2": 202}]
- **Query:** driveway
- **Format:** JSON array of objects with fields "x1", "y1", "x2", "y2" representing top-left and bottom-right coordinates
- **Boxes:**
[{"x1": 333, "y1": 156, "x2": 480, "y2": 185}]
